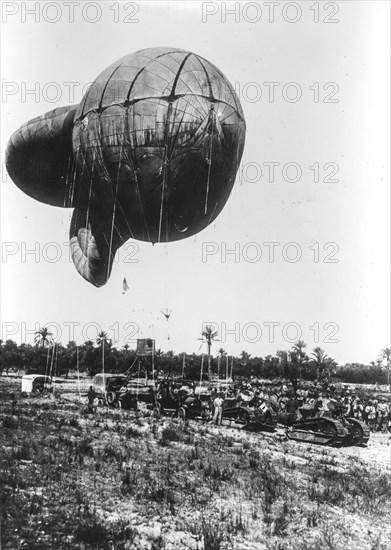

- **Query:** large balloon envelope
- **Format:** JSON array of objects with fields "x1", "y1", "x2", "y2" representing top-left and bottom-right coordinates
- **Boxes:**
[{"x1": 6, "y1": 47, "x2": 246, "y2": 286}]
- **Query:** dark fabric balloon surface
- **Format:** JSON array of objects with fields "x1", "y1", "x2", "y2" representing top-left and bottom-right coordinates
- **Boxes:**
[{"x1": 6, "y1": 47, "x2": 246, "y2": 286}]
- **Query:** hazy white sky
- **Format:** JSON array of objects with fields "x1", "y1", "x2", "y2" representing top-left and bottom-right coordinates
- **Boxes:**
[{"x1": 1, "y1": 1, "x2": 390, "y2": 364}]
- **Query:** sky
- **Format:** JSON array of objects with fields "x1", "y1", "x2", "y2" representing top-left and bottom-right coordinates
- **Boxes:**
[{"x1": 0, "y1": 1, "x2": 390, "y2": 365}]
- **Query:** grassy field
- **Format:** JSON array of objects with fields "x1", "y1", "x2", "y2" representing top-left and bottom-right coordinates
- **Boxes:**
[{"x1": 1, "y1": 378, "x2": 391, "y2": 550}]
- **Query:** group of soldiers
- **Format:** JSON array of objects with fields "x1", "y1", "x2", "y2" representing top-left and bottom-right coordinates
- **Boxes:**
[
  {"x1": 209, "y1": 381, "x2": 391, "y2": 431},
  {"x1": 86, "y1": 378, "x2": 391, "y2": 433}
]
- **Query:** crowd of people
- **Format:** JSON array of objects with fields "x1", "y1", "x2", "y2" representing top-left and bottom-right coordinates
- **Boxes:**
[
  {"x1": 86, "y1": 375, "x2": 391, "y2": 433},
  {"x1": 209, "y1": 380, "x2": 391, "y2": 431}
]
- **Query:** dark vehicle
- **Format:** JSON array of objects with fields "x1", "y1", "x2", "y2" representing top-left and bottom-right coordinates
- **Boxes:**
[
  {"x1": 222, "y1": 396, "x2": 277, "y2": 431},
  {"x1": 339, "y1": 417, "x2": 370, "y2": 446},
  {"x1": 117, "y1": 381, "x2": 159, "y2": 414},
  {"x1": 277, "y1": 401, "x2": 348, "y2": 446},
  {"x1": 92, "y1": 373, "x2": 126, "y2": 405},
  {"x1": 279, "y1": 402, "x2": 370, "y2": 447},
  {"x1": 177, "y1": 394, "x2": 212, "y2": 422},
  {"x1": 155, "y1": 381, "x2": 193, "y2": 416},
  {"x1": 330, "y1": 402, "x2": 370, "y2": 446},
  {"x1": 285, "y1": 415, "x2": 349, "y2": 446}
]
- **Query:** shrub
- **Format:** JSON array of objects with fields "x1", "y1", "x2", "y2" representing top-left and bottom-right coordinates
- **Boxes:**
[
  {"x1": 159, "y1": 425, "x2": 182, "y2": 446},
  {"x1": 14, "y1": 442, "x2": 33, "y2": 461},
  {"x1": 3, "y1": 415, "x2": 19, "y2": 429},
  {"x1": 76, "y1": 436, "x2": 94, "y2": 459},
  {"x1": 199, "y1": 516, "x2": 226, "y2": 550},
  {"x1": 68, "y1": 416, "x2": 82, "y2": 430},
  {"x1": 126, "y1": 425, "x2": 143, "y2": 438},
  {"x1": 74, "y1": 518, "x2": 108, "y2": 545}
]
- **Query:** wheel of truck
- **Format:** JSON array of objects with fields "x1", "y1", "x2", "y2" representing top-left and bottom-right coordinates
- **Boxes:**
[
  {"x1": 178, "y1": 407, "x2": 186, "y2": 422},
  {"x1": 107, "y1": 391, "x2": 117, "y2": 406},
  {"x1": 156, "y1": 389, "x2": 167, "y2": 400},
  {"x1": 346, "y1": 419, "x2": 364, "y2": 446}
]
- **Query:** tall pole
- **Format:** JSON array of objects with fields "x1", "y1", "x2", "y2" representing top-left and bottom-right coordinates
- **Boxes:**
[
  {"x1": 136, "y1": 360, "x2": 140, "y2": 401},
  {"x1": 54, "y1": 345, "x2": 58, "y2": 379},
  {"x1": 152, "y1": 340, "x2": 155, "y2": 385},
  {"x1": 200, "y1": 354, "x2": 204, "y2": 388},
  {"x1": 230, "y1": 356, "x2": 233, "y2": 380},
  {"x1": 217, "y1": 355, "x2": 220, "y2": 380},
  {"x1": 49, "y1": 343, "x2": 55, "y2": 381},
  {"x1": 77, "y1": 346, "x2": 81, "y2": 400},
  {"x1": 45, "y1": 346, "x2": 51, "y2": 378},
  {"x1": 102, "y1": 339, "x2": 104, "y2": 376},
  {"x1": 182, "y1": 353, "x2": 185, "y2": 379},
  {"x1": 207, "y1": 341, "x2": 211, "y2": 382},
  {"x1": 226, "y1": 355, "x2": 228, "y2": 380}
]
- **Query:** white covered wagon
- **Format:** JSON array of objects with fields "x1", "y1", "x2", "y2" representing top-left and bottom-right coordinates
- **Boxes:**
[{"x1": 21, "y1": 375, "x2": 53, "y2": 393}]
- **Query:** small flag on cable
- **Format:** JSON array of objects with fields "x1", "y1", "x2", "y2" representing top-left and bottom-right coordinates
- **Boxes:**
[{"x1": 122, "y1": 278, "x2": 129, "y2": 294}]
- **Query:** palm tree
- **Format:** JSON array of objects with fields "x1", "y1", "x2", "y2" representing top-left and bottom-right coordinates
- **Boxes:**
[
  {"x1": 96, "y1": 331, "x2": 111, "y2": 373},
  {"x1": 292, "y1": 340, "x2": 308, "y2": 379},
  {"x1": 276, "y1": 350, "x2": 292, "y2": 381},
  {"x1": 84, "y1": 340, "x2": 94, "y2": 347},
  {"x1": 34, "y1": 326, "x2": 53, "y2": 348},
  {"x1": 62, "y1": 341, "x2": 77, "y2": 378},
  {"x1": 379, "y1": 348, "x2": 391, "y2": 391},
  {"x1": 52, "y1": 342, "x2": 64, "y2": 377},
  {"x1": 276, "y1": 350, "x2": 288, "y2": 362},
  {"x1": 96, "y1": 331, "x2": 110, "y2": 347},
  {"x1": 0, "y1": 340, "x2": 4, "y2": 374},
  {"x1": 311, "y1": 347, "x2": 335, "y2": 382},
  {"x1": 240, "y1": 351, "x2": 251, "y2": 364},
  {"x1": 217, "y1": 348, "x2": 226, "y2": 379},
  {"x1": 200, "y1": 325, "x2": 219, "y2": 381},
  {"x1": 292, "y1": 340, "x2": 307, "y2": 361}
]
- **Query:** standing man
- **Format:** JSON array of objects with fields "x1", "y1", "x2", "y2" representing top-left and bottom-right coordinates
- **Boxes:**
[
  {"x1": 377, "y1": 400, "x2": 389, "y2": 432},
  {"x1": 213, "y1": 392, "x2": 224, "y2": 426},
  {"x1": 87, "y1": 385, "x2": 96, "y2": 412},
  {"x1": 365, "y1": 401, "x2": 376, "y2": 431}
]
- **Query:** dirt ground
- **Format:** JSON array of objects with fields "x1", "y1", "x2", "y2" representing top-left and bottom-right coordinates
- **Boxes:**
[
  {"x1": 1, "y1": 376, "x2": 391, "y2": 550},
  {"x1": 338, "y1": 432, "x2": 391, "y2": 469},
  {"x1": 55, "y1": 377, "x2": 391, "y2": 469}
]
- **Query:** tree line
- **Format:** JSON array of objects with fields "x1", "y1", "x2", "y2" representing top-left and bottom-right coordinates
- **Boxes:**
[{"x1": 0, "y1": 326, "x2": 390, "y2": 387}]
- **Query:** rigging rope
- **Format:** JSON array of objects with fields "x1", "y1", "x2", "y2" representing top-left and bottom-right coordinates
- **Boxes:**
[
  {"x1": 204, "y1": 107, "x2": 215, "y2": 214},
  {"x1": 64, "y1": 154, "x2": 72, "y2": 208},
  {"x1": 200, "y1": 354, "x2": 204, "y2": 388},
  {"x1": 107, "y1": 138, "x2": 124, "y2": 282},
  {"x1": 85, "y1": 148, "x2": 96, "y2": 237},
  {"x1": 158, "y1": 142, "x2": 169, "y2": 243}
]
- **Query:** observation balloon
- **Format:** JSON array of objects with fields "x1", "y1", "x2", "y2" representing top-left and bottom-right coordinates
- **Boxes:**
[{"x1": 6, "y1": 47, "x2": 246, "y2": 287}]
